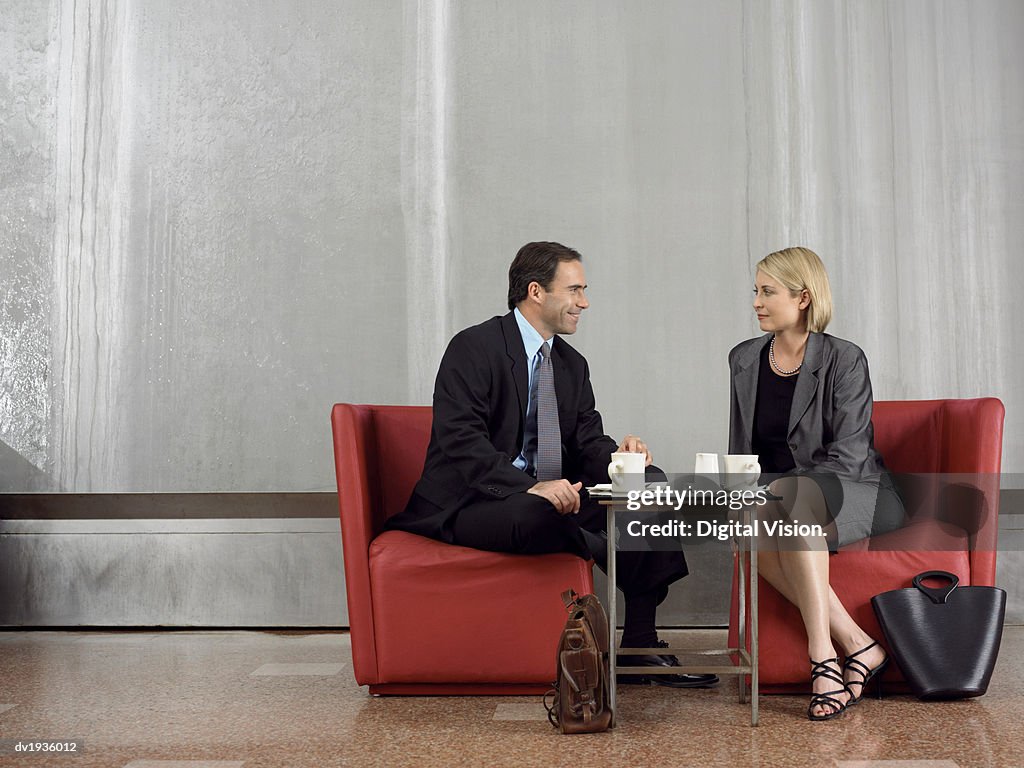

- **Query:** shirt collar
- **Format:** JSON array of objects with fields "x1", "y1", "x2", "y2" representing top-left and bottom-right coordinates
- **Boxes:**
[{"x1": 513, "y1": 307, "x2": 553, "y2": 360}]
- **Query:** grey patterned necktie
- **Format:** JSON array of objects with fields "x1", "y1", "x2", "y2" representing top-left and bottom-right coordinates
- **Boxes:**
[{"x1": 535, "y1": 341, "x2": 562, "y2": 481}]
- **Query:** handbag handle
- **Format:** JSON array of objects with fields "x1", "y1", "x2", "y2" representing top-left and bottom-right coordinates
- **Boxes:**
[{"x1": 912, "y1": 570, "x2": 960, "y2": 604}]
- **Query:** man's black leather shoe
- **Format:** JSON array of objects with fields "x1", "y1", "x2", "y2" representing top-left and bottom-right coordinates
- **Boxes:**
[{"x1": 616, "y1": 641, "x2": 720, "y2": 688}]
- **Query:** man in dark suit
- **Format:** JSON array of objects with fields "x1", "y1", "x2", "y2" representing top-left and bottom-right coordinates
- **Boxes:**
[{"x1": 387, "y1": 241, "x2": 717, "y2": 687}]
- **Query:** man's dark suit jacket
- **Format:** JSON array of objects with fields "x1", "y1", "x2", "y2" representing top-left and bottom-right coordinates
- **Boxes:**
[{"x1": 388, "y1": 311, "x2": 617, "y2": 543}]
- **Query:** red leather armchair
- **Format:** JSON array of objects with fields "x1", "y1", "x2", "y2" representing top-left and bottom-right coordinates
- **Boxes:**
[
  {"x1": 331, "y1": 403, "x2": 593, "y2": 694},
  {"x1": 729, "y1": 397, "x2": 1005, "y2": 691}
]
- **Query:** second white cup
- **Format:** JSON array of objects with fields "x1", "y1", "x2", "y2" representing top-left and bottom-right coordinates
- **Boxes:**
[{"x1": 722, "y1": 454, "x2": 761, "y2": 490}]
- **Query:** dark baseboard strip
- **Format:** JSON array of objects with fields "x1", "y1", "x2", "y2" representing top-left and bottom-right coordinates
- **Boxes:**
[
  {"x1": 0, "y1": 626, "x2": 350, "y2": 632},
  {"x1": 0, "y1": 493, "x2": 338, "y2": 520}
]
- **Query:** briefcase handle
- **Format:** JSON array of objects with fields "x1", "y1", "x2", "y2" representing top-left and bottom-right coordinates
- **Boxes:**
[{"x1": 912, "y1": 570, "x2": 960, "y2": 604}]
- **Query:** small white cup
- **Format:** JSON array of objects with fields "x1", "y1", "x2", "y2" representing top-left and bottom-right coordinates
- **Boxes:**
[
  {"x1": 722, "y1": 454, "x2": 761, "y2": 491},
  {"x1": 608, "y1": 452, "x2": 645, "y2": 494},
  {"x1": 695, "y1": 452, "x2": 720, "y2": 478}
]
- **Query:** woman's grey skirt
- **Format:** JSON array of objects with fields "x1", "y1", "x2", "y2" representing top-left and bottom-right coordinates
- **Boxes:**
[{"x1": 809, "y1": 471, "x2": 906, "y2": 550}]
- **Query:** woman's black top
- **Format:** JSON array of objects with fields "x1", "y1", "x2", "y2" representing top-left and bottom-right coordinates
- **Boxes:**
[{"x1": 752, "y1": 341, "x2": 798, "y2": 474}]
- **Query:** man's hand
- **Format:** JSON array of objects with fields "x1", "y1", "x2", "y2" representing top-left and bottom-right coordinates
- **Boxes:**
[
  {"x1": 617, "y1": 434, "x2": 653, "y2": 466},
  {"x1": 528, "y1": 480, "x2": 583, "y2": 515}
]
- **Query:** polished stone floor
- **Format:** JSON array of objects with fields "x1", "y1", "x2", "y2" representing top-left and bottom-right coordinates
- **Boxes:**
[{"x1": 0, "y1": 627, "x2": 1021, "y2": 768}]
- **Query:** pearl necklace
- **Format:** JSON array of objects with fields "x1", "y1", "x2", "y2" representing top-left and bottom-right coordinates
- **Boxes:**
[{"x1": 769, "y1": 335, "x2": 802, "y2": 376}]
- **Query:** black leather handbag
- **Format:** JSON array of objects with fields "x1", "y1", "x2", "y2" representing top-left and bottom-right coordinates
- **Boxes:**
[{"x1": 871, "y1": 570, "x2": 1006, "y2": 700}]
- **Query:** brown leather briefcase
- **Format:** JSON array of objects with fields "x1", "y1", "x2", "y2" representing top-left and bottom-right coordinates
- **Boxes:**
[{"x1": 543, "y1": 589, "x2": 612, "y2": 734}]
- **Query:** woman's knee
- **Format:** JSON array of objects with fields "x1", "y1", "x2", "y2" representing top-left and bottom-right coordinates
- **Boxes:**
[
  {"x1": 758, "y1": 496, "x2": 831, "y2": 551},
  {"x1": 769, "y1": 475, "x2": 834, "y2": 527}
]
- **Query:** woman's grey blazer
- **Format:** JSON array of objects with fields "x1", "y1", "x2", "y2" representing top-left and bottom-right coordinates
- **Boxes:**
[{"x1": 727, "y1": 332, "x2": 887, "y2": 482}]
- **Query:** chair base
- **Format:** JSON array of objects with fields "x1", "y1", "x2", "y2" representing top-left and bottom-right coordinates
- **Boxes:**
[{"x1": 369, "y1": 683, "x2": 552, "y2": 696}]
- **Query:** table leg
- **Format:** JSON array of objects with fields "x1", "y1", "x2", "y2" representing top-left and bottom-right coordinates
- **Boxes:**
[
  {"x1": 606, "y1": 503, "x2": 617, "y2": 727},
  {"x1": 737, "y1": 539, "x2": 748, "y2": 704},
  {"x1": 751, "y1": 506, "x2": 759, "y2": 727}
]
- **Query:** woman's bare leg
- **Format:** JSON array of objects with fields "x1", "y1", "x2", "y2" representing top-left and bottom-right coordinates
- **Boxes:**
[{"x1": 755, "y1": 477, "x2": 864, "y2": 715}]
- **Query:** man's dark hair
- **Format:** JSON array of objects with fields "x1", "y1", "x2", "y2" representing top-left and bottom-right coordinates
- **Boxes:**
[{"x1": 507, "y1": 241, "x2": 583, "y2": 310}]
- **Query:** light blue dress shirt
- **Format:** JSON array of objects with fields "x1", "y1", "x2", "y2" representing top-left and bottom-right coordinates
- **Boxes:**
[{"x1": 511, "y1": 307, "x2": 555, "y2": 474}]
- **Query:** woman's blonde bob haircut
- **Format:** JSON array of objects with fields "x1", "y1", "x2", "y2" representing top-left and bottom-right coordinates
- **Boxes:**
[{"x1": 756, "y1": 247, "x2": 833, "y2": 333}]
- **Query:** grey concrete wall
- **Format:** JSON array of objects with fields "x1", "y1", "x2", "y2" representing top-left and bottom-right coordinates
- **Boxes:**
[
  {"x1": 1, "y1": 0, "x2": 1023, "y2": 626},
  {"x1": 0, "y1": 517, "x2": 345, "y2": 626}
]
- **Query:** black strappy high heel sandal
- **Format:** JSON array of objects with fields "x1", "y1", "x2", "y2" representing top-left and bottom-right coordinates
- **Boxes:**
[
  {"x1": 808, "y1": 657, "x2": 851, "y2": 721},
  {"x1": 843, "y1": 641, "x2": 890, "y2": 705}
]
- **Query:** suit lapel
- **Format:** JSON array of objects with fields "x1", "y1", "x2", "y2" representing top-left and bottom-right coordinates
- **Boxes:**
[
  {"x1": 788, "y1": 333, "x2": 822, "y2": 437},
  {"x1": 734, "y1": 335, "x2": 768, "y2": 447},
  {"x1": 500, "y1": 312, "x2": 530, "y2": 422},
  {"x1": 550, "y1": 338, "x2": 569, "y2": 430}
]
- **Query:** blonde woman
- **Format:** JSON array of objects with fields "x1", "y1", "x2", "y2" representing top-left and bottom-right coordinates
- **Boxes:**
[{"x1": 728, "y1": 247, "x2": 904, "y2": 720}]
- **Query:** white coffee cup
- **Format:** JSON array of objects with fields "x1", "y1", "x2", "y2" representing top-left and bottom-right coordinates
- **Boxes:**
[
  {"x1": 608, "y1": 452, "x2": 645, "y2": 494},
  {"x1": 695, "y1": 452, "x2": 720, "y2": 478},
  {"x1": 722, "y1": 454, "x2": 761, "y2": 491}
]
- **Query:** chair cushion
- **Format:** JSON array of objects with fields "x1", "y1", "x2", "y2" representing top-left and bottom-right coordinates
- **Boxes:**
[{"x1": 369, "y1": 530, "x2": 591, "y2": 683}]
